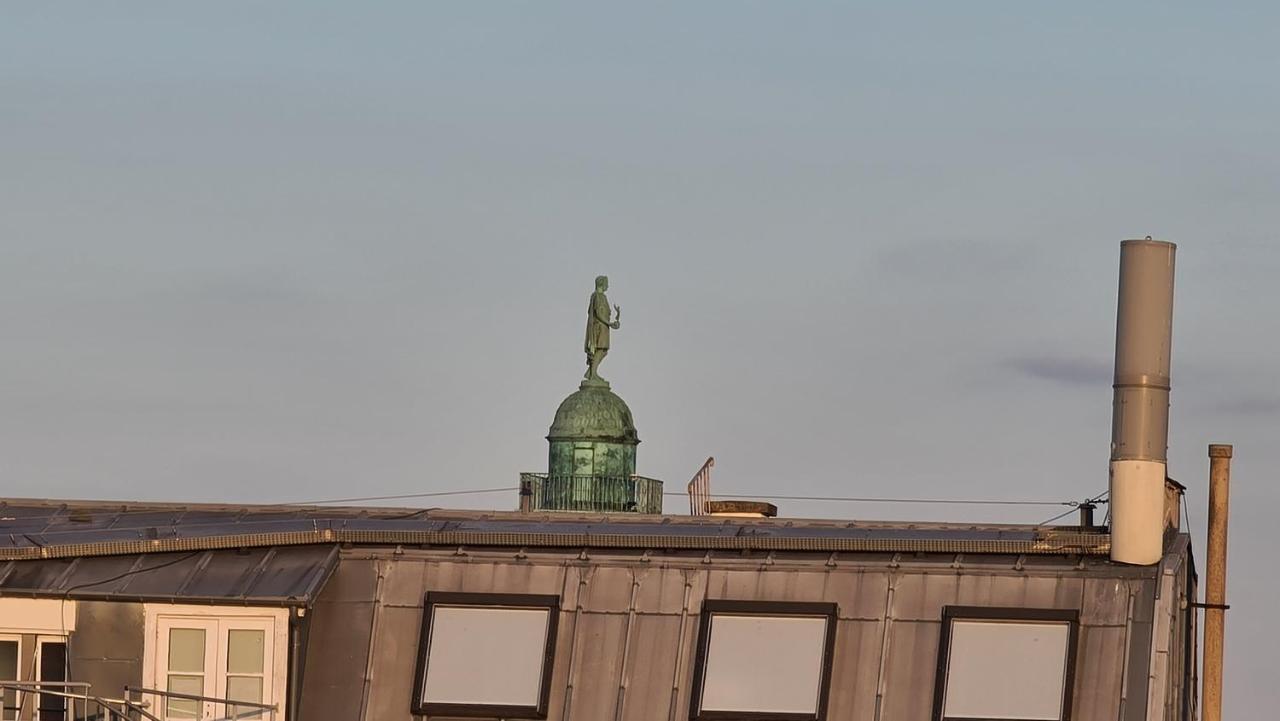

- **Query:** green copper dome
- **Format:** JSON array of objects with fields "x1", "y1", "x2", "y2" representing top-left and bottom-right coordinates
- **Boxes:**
[
  {"x1": 547, "y1": 385, "x2": 639, "y2": 444},
  {"x1": 545, "y1": 382, "x2": 640, "y2": 489}
]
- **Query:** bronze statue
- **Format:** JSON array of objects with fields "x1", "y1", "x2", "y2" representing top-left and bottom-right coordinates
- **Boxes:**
[{"x1": 584, "y1": 275, "x2": 621, "y2": 384}]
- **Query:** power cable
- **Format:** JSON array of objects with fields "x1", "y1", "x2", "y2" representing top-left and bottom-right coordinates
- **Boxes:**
[
  {"x1": 0, "y1": 487, "x2": 522, "y2": 524},
  {"x1": 5, "y1": 488, "x2": 1094, "y2": 541},
  {"x1": 661, "y1": 492, "x2": 1074, "y2": 507},
  {"x1": 1035, "y1": 506, "x2": 1084, "y2": 527},
  {"x1": 60, "y1": 550, "x2": 206, "y2": 666},
  {"x1": 288, "y1": 487, "x2": 517, "y2": 505},
  {"x1": 62, "y1": 551, "x2": 204, "y2": 594},
  {"x1": 1035, "y1": 489, "x2": 1109, "y2": 527}
]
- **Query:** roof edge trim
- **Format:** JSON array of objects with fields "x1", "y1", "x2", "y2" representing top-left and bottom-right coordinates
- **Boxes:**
[{"x1": 0, "y1": 528, "x2": 1111, "y2": 561}]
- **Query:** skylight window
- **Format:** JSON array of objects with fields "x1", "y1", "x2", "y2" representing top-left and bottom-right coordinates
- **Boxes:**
[
  {"x1": 412, "y1": 593, "x2": 559, "y2": 718},
  {"x1": 932, "y1": 607, "x2": 1079, "y2": 721},
  {"x1": 690, "y1": 600, "x2": 838, "y2": 721}
]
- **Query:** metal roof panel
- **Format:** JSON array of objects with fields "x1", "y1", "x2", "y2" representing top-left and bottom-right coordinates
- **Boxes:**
[
  {"x1": 0, "y1": 544, "x2": 339, "y2": 606},
  {"x1": 0, "y1": 498, "x2": 1117, "y2": 561}
]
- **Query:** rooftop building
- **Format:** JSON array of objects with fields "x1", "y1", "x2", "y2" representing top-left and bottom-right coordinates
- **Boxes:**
[
  {"x1": 0, "y1": 498, "x2": 1195, "y2": 721},
  {"x1": 0, "y1": 247, "x2": 1215, "y2": 721}
]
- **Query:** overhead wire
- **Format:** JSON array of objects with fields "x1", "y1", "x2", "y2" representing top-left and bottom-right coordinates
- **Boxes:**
[
  {"x1": 60, "y1": 550, "x2": 206, "y2": 655},
  {"x1": 0, "y1": 487, "x2": 522, "y2": 524},
  {"x1": 8, "y1": 494, "x2": 1099, "y2": 542},
  {"x1": 4, "y1": 487, "x2": 1106, "y2": 540},
  {"x1": 1035, "y1": 489, "x2": 1109, "y2": 527},
  {"x1": 62, "y1": 550, "x2": 204, "y2": 593},
  {"x1": 1035, "y1": 506, "x2": 1084, "y2": 527},
  {"x1": 290, "y1": 487, "x2": 518, "y2": 505},
  {"x1": 660, "y1": 492, "x2": 1074, "y2": 507},
  {"x1": 1, "y1": 488, "x2": 1074, "y2": 524}
]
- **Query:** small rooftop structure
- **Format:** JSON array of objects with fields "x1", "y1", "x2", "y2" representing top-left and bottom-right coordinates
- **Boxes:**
[{"x1": 0, "y1": 248, "x2": 1210, "y2": 721}]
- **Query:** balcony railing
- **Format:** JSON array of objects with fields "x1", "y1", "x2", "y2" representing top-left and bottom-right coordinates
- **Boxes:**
[
  {"x1": 0, "y1": 681, "x2": 278, "y2": 721},
  {"x1": 520, "y1": 474, "x2": 664, "y2": 514},
  {"x1": 127, "y1": 686, "x2": 277, "y2": 721},
  {"x1": 0, "y1": 681, "x2": 157, "y2": 721}
]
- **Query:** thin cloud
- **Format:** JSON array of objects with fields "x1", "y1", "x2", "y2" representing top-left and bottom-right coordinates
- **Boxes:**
[
  {"x1": 1006, "y1": 355, "x2": 1112, "y2": 387},
  {"x1": 1205, "y1": 396, "x2": 1280, "y2": 416}
]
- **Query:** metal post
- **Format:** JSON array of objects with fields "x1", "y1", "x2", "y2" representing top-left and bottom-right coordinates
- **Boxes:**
[{"x1": 1202, "y1": 444, "x2": 1232, "y2": 721}]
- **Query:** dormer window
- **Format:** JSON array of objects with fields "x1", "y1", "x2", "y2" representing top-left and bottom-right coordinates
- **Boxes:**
[
  {"x1": 932, "y1": 607, "x2": 1079, "y2": 721},
  {"x1": 689, "y1": 600, "x2": 838, "y2": 721},
  {"x1": 412, "y1": 593, "x2": 560, "y2": 718}
]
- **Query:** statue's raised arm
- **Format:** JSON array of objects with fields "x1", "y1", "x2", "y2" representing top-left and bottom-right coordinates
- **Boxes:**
[{"x1": 584, "y1": 275, "x2": 619, "y2": 385}]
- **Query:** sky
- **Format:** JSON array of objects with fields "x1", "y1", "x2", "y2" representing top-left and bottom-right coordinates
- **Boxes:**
[{"x1": 2, "y1": 2, "x2": 1278, "y2": 713}]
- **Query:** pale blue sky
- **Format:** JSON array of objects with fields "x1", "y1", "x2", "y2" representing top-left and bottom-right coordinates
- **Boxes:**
[{"x1": 2, "y1": 3, "x2": 1277, "y2": 712}]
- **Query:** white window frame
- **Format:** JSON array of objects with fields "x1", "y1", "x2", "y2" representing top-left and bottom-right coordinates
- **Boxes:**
[
  {"x1": 0, "y1": 634, "x2": 21, "y2": 721},
  {"x1": 932, "y1": 606, "x2": 1080, "y2": 721},
  {"x1": 34, "y1": 635, "x2": 69, "y2": 720},
  {"x1": 142, "y1": 605, "x2": 288, "y2": 721},
  {"x1": 689, "y1": 600, "x2": 839, "y2": 721},
  {"x1": 0, "y1": 600, "x2": 75, "y2": 721}
]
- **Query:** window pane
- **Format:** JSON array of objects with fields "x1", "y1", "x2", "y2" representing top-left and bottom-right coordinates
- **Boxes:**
[
  {"x1": 943, "y1": 620, "x2": 1070, "y2": 720},
  {"x1": 700, "y1": 614, "x2": 828, "y2": 714},
  {"x1": 168, "y1": 629, "x2": 206, "y2": 673},
  {"x1": 166, "y1": 675, "x2": 204, "y2": 719},
  {"x1": 422, "y1": 606, "x2": 550, "y2": 706},
  {"x1": 1, "y1": 641, "x2": 17, "y2": 721},
  {"x1": 38, "y1": 643, "x2": 68, "y2": 721},
  {"x1": 227, "y1": 630, "x2": 265, "y2": 674},
  {"x1": 227, "y1": 676, "x2": 264, "y2": 720},
  {"x1": 0, "y1": 641, "x2": 17, "y2": 679},
  {"x1": 38, "y1": 642, "x2": 66, "y2": 682}
]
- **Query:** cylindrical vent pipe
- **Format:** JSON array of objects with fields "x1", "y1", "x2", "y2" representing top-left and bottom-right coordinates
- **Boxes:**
[
  {"x1": 1109, "y1": 239, "x2": 1176, "y2": 565},
  {"x1": 1202, "y1": 444, "x2": 1232, "y2": 721}
]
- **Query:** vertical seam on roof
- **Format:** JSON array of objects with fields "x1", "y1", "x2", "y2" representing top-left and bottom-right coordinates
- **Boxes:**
[
  {"x1": 51, "y1": 556, "x2": 82, "y2": 591},
  {"x1": 38, "y1": 504, "x2": 67, "y2": 536},
  {"x1": 872, "y1": 564, "x2": 898, "y2": 721},
  {"x1": 113, "y1": 555, "x2": 150, "y2": 594},
  {"x1": 173, "y1": 550, "x2": 215, "y2": 597},
  {"x1": 238, "y1": 547, "x2": 278, "y2": 600},
  {"x1": 357, "y1": 560, "x2": 387, "y2": 721}
]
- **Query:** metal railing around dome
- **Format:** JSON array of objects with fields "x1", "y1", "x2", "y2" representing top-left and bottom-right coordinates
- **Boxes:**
[{"x1": 519, "y1": 474, "x2": 664, "y2": 514}]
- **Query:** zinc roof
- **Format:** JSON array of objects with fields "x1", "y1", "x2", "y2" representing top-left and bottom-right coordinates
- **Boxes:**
[
  {"x1": 0, "y1": 544, "x2": 338, "y2": 607},
  {"x1": 0, "y1": 497, "x2": 1109, "y2": 561}
]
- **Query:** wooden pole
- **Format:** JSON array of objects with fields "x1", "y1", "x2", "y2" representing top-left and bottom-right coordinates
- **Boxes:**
[{"x1": 1202, "y1": 444, "x2": 1232, "y2": 721}]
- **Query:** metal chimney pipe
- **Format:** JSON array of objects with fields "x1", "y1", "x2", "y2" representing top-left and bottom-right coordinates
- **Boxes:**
[
  {"x1": 1109, "y1": 238, "x2": 1176, "y2": 565},
  {"x1": 1201, "y1": 444, "x2": 1233, "y2": 721}
]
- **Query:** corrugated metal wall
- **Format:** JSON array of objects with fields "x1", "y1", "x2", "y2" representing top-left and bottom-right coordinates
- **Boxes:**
[
  {"x1": 1143, "y1": 537, "x2": 1197, "y2": 721},
  {"x1": 298, "y1": 547, "x2": 1190, "y2": 721},
  {"x1": 67, "y1": 601, "x2": 145, "y2": 706}
]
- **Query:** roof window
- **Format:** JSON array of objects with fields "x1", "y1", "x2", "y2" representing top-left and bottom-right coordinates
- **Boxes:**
[
  {"x1": 932, "y1": 606, "x2": 1080, "y2": 721},
  {"x1": 690, "y1": 600, "x2": 838, "y2": 721},
  {"x1": 412, "y1": 593, "x2": 559, "y2": 718}
]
